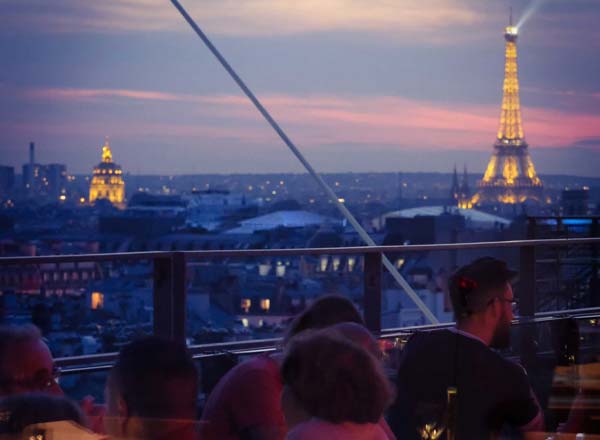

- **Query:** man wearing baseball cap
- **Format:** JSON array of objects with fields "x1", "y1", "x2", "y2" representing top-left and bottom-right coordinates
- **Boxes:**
[{"x1": 389, "y1": 257, "x2": 544, "y2": 439}]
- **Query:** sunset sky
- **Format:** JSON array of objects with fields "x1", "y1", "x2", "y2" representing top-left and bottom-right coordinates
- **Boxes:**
[{"x1": 1, "y1": 0, "x2": 599, "y2": 176}]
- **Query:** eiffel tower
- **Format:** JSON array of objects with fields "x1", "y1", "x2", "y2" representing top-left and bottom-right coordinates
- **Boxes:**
[{"x1": 473, "y1": 14, "x2": 543, "y2": 205}]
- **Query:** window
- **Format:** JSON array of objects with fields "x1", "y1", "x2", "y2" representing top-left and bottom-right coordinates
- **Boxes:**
[
  {"x1": 91, "y1": 291, "x2": 104, "y2": 310},
  {"x1": 260, "y1": 298, "x2": 271, "y2": 312},
  {"x1": 241, "y1": 298, "x2": 251, "y2": 313}
]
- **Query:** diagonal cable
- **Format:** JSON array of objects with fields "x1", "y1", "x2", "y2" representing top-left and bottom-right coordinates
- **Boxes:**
[{"x1": 169, "y1": 0, "x2": 439, "y2": 324}]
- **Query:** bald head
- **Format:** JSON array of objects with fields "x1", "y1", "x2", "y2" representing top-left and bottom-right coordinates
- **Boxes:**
[{"x1": 0, "y1": 325, "x2": 62, "y2": 397}]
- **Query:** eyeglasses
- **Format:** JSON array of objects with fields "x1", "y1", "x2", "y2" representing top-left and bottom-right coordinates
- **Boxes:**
[{"x1": 1, "y1": 366, "x2": 61, "y2": 392}]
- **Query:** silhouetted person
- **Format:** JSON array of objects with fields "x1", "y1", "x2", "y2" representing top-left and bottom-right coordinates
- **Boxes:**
[
  {"x1": 0, "y1": 324, "x2": 62, "y2": 397},
  {"x1": 388, "y1": 257, "x2": 544, "y2": 439},
  {"x1": 104, "y1": 336, "x2": 199, "y2": 440},
  {"x1": 199, "y1": 295, "x2": 364, "y2": 440},
  {"x1": 291, "y1": 322, "x2": 396, "y2": 440},
  {"x1": 281, "y1": 329, "x2": 394, "y2": 440}
]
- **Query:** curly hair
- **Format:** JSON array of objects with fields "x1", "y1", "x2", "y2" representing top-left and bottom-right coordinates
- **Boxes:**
[{"x1": 281, "y1": 329, "x2": 393, "y2": 424}]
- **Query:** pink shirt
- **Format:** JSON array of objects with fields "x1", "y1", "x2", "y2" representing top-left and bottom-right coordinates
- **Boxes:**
[
  {"x1": 286, "y1": 418, "x2": 388, "y2": 440},
  {"x1": 200, "y1": 354, "x2": 286, "y2": 440}
]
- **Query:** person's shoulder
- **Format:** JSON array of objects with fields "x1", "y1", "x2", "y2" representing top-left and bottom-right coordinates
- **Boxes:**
[
  {"x1": 500, "y1": 356, "x2": 530, "y2": 381},
  {"x1": 234, "y1": 354, "x2": 280, "y2": 384},
  {"x1": 226, "y1": 353, "x2": 273, "y2": 372},
  {"x1": 238, "y1": 354, "x2": 279, "y2": 377},
  {"x1": 212, "y1": 354, "x2": 279, "y2": 390},
  {"x1": 477, "y1": 348, "x2": 529, "y2": 383},
  {"x1": 403, "y1": 328, "x2": 462, "y2": 352},
  {"x1": 406, "y1": 328, "x2": 451, "y2": 344}
]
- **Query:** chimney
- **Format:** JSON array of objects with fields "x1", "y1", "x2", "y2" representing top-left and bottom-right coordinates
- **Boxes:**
[{"x1": 29, "y1": 142, "x2": 35, "y2": 165}]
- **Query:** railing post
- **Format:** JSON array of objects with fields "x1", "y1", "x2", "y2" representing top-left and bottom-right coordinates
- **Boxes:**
[
  {"x1": 364, "y1": 252, "x2": 382, "y2": 333},
  {"x1": 172, "y1": 252, "x2": 187, "y2": 342},
  {"x1": 591, "y1": 218, "x2": 599, "y2": 306},
  {"x1": 519, "y1": 243, "x2": 536, "y2": 368},
  {"x1": 519, "y1": 244, "x2": 536, "y2": 317},
  {"x1": 153, "y1": 253, "x2": 187, "y2": 343}
]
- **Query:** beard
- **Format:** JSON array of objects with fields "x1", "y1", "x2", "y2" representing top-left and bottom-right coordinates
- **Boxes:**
[{"x1": 490, "y1": 312, "x2": 511, "y2": 349}]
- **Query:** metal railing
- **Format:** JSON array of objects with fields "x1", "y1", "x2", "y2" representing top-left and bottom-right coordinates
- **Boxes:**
[
  {"x1": 1, "y1": 237, "x2": 599, "y2": 373},
  {"x1": 53, "y1": 305, "x2": 600, "y2": 375}
]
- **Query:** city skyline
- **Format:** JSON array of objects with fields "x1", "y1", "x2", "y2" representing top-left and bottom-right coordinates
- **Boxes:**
[{"x1": 1, "y1": 0, "x2": 600, "y2": 176}]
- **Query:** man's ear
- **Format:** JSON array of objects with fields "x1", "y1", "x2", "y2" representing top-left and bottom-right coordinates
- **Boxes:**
[{"x1": 489, "y1": 297, "x2": 502, "y2": 319}]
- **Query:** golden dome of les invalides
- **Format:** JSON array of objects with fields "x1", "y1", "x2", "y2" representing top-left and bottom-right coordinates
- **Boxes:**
[{"x1": 89, "y1": 138, "x2": 125, "y2": 208}]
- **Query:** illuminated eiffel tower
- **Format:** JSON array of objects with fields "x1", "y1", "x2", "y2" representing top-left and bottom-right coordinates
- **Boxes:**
[{"x1": 473, "y1": 15, "x2": 543, "y2": 205}]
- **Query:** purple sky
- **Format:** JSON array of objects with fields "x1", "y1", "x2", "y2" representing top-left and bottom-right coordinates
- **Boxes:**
[{"x1": 1, "y1": 0, "x2": 599, "y2": 176}]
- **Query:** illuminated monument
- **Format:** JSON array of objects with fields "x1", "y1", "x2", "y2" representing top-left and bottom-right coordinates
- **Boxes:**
[
  {"x1": 89, "y1": 138, "x2": 125, "y2": 208},
  {"x1": 473, "y1": 17, "x2": 543, "y2": 205}
]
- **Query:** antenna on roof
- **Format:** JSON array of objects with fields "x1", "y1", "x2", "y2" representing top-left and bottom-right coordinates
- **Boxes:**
[{"x1": 169, "y1": 0, "x2": 438, "y2": 324}]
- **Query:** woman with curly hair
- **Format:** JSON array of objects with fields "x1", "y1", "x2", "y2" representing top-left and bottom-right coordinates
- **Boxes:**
[{"x1": 281, "y1": 328, "x2": 394, "y2": 440}]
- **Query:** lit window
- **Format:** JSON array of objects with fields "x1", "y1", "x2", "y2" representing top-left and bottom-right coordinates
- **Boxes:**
[
  {"x1": 91, "y1": 292, "x2": 104, "y2": 310},
  {"x1": 276, "y1": 265, "x2": 285, "y2": 277},
  {"x1": 348, "y1": 257, "x2": 356, "y2": 272},
  {"x1": 260, "y1": 299, "x2": 270, "y2": 312},
  {"x1": 241, "y1": 298, "x2": 251, "y2": 313},
  {"x1": 332, "y1": 257, "x2": 341, "y2": 271},
  {"x1": 320, "y1": 256, "x2": 328, "y2": 272},
  {"x1": 258, "y1": 264, "x2": 271, "y2": 276}
]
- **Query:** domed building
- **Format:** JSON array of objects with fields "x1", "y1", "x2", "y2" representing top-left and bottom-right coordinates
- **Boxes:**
[{"x1": 89, "y1": 138, "x2": 125, "y2": 208}]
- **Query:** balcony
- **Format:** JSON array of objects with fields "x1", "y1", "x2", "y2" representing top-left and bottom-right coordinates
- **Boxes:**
[{"x1": 1, "y1": 237, "x2": 600, "y2": 435}]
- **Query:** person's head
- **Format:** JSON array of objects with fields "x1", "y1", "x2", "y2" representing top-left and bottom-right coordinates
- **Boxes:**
[
  {"x1": 329, "y1": 321, "x2": 382, "y2": 360},
  {"x1": 0, "y1": 324, "x2": 62, "y2": 397},
  {"x1": 449, "y1": 257, "x2": 518, "y2": 348},
  {"x1": 105, "y1": 336, "x2": 199, "y2": 439},
  {"x1": 0, "y1": 393, "x2": 85, "y2": 435},
  {"x1": 283, "y1": 295, "x2": 364, "y2": 345},
  {"x1": 280, "y1": 329, "x2": 393, "y2": 428}
]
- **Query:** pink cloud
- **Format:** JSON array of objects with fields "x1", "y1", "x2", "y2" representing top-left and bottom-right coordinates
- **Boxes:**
[
  {"x1": 16, "y1": 86, "x2": 600, "y2": 152},
  {"x1": 25, "y1": 88, "x2": 196, "y2": 103}
]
